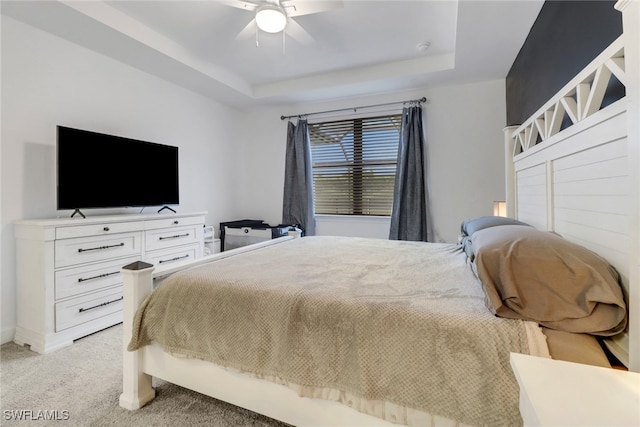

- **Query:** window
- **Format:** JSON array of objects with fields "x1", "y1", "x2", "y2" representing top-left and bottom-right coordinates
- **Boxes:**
[{"x1": 309, "y1": 114, "x2": 401, "y2": 216}]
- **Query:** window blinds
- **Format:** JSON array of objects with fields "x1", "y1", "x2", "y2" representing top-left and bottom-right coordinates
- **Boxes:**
[{"x1": 309, "y1": 114, "x2": 401, "y2": 216}]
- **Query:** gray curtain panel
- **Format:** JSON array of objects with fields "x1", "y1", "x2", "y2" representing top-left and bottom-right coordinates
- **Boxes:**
[
  {"x1": 282, "y1": 119, "x2": 316, "y2": 235},
  {"x1": 389, "y1": 106, "x2": 428, "y2": 241}
]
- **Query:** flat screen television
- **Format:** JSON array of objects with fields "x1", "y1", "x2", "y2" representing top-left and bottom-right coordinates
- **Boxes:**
[{"x1": 57, "y1": 126, "x2": 179, "y2": 213}]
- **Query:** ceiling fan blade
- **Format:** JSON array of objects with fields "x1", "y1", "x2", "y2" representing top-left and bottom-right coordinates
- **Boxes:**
[
  {"x1": 236, "y1": 18, "x2": 257, "y2": 40},
  {"x1": 286, "y1": 18, "x2": 314, "y2": 45},
  {"x1": 281, "y1": 0, "x2": 343, "y2": 17},
  {"x1": 218, "y1": 0, "x2": 259, "y2": 12}
]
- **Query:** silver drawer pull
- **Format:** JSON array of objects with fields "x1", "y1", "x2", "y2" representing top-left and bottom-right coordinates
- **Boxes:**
[
  {"x1": 78, "y1": 296, "x2": 123, "y2": 313},
  {"x1": 159, "y1": 233, "x2": 190, "y2": 241},
  {"x1": 77, "y1": 271, "x2": 119, "y2": 283},
  {"x1": 158, "y1": 254, "x2": 189, "y2": 264},
  {"x1": 78, "y1": 242, "x2": 125, "y2": 253}
]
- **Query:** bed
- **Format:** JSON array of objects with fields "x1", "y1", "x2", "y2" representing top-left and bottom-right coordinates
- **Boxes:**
[{"x1": 119, "y1": 2, "x2": 639, "y2": 426}]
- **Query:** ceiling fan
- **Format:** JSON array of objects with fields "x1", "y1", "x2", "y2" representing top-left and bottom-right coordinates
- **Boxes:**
[{"x1": 220, "y1": 0, "x2": 343, "y2": 45}]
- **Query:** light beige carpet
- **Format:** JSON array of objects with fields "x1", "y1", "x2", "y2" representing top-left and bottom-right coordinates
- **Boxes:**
[{"x1": 0, "y1": 324, "x2": 289, "y2": 426}]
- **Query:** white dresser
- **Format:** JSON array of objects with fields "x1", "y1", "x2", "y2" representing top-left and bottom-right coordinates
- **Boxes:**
[{"x1": 14, "y1": 212, "x2": 206, "y2": 353}]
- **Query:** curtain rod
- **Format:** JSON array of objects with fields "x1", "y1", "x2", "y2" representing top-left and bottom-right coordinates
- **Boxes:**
[{"x1": 280, "y1": 97, "x2": 428, "y2": 121}]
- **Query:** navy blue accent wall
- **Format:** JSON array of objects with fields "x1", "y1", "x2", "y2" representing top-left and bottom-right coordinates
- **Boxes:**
[{"x1": 506, "y1": 1, "x2": 623, "y2": 126}]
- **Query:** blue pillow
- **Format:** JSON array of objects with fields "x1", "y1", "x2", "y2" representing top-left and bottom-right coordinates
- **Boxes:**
[
  {"x1": 460, "y1": 216, "x2": 530, "y2": 261},
  {"x1": 461, "y1": 216, "x2": 530, "y2": 237}
]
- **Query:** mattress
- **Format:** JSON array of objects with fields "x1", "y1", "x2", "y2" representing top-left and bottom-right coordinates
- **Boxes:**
[{"x1": 129, "y1": 236, "x2": 549, "y2": 426}]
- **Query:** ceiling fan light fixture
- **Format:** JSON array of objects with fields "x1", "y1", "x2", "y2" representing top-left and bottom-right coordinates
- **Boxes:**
[{"x1": 255, "y1": 6, "x2": 287, "y2": 33}]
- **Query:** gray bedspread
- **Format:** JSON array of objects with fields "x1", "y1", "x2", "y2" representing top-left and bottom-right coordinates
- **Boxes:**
[{"x1": 128, "y1": 236, "x2": 547, "y2": 426}]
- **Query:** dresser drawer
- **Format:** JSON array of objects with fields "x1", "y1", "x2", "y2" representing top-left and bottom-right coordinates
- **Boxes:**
[
  {"x1": 146, "y1": 244, "x2": 200, "y2": 267},
  {"x1": 55, "y1": 256, "x2": 140, "y2": 300},
  {"x1": 145, "y1": 225, "x2": 201, "y2": 252},
  {"x1": 56, "y1": 221, "x2": 142, "y2": 240},
  {"x1": 55, "y1": 287, "x2": 123, "y2": 332},
  {"x1": 55, "y1": 232, "x2": 142, "y2": 268},
  {"x1": 145, "y1": 215, "x2": 204, "y2": 230}
]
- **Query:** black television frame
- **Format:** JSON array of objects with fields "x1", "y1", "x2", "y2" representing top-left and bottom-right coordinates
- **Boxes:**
[{"x1": 56, "y1": 126, "x2": 179, "y2": 217}]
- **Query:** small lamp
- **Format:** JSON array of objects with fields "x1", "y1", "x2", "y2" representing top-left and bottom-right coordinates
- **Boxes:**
[{"x1": 493, "y1": 201, "x2": 507, "y2": 217}]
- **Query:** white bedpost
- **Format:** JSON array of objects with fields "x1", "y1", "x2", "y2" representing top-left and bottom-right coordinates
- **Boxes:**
[
  {"x1": 119, "y1": 261, "x2": 156, "y2": 409},
  {"x1": 503, "y1": 126, "x2": 519, "y2": 219},
  {"x1": 616, "y1": 0, "x2": 640, "y2": 373}
]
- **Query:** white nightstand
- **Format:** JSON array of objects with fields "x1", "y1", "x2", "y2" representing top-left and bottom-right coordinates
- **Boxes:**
[{"x1": 510, "y1": 352, "x2": 640, "y2": 426}]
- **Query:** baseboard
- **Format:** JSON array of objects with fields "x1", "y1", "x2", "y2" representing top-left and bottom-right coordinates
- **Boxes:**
[{"x1": 1, "y1": 325, "x2": 16, "y2": 345}]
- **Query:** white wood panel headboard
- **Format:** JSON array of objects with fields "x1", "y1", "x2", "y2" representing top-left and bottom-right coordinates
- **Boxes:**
[{"x1": 504, "y1": 0, "x2": 640, "y2": 372}]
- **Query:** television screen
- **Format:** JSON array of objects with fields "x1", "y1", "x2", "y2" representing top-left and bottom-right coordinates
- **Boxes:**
[{"x1": 57, "y1": 126, "x2": 179, "y2": 210}]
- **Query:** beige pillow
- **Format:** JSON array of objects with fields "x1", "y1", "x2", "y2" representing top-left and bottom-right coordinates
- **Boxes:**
[{"x1": 471, "y1": 225, "x2": 626, "y2": 336}]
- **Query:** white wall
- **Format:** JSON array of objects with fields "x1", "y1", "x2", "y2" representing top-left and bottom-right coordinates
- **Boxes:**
[
  {"x1": 1, "y1": 15, "x2": 508, "y2": 345},
  {"x1": 426, "y1": 80, "x2": 507, "y2": 241},
  {"x1": 0, "y1": 16, "x2": 240, "y2": 343},
  {"x1": 235, "y1": 80, "x2": 507, "y2": 243}
]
